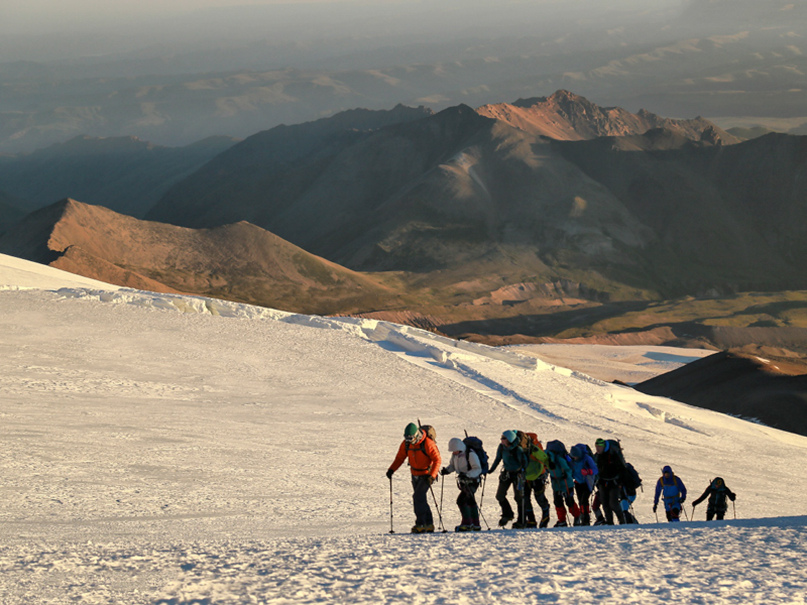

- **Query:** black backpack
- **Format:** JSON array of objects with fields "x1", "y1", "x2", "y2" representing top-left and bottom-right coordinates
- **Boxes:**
[
  {"x1": 624, "y1": 462, "x2": 642, "y2": 490},
  {"x1": 605, "y1": 439, "x2": 628, "y2": 467},
  {"x1": 463, "y1": 435, "x2": 489, "y2": 475}
]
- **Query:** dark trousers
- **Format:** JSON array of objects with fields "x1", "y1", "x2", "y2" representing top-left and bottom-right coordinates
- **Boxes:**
[
  {"x1": 411, "y1": 475, "x2": 434, "y2": 526},
  {"x1": 496, "y1": 471, "x2": 524, "y2": 522},
  {"x1": 574, "y1": 482, "x2": 593, "y2": 512},
  {"x1": 525, "y1": 476, "x2": 550, "y2": 523},
  {"x1": 706, "y1": 503, "x2": 727, "y2": 521},
  {"x1": 457, "y1": 480, "x2": 480, "y2": 523},
  {"x1": 598, "y1": 480, "x2": 625, "y2": 525}
]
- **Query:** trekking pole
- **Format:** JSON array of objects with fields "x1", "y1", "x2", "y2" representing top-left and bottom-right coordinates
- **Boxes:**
[
  {"x1": 654, "y1": 508, "x2": 659, "y2": 523},
  {"x1": 478, "y1": 507, "x2": 491, "y2": 531},
  {"x1": 439, "y1": 474, "x2": 446, "y2": 526},
  {"x1": 521, "y1": 472, "x2": 528, "y2": 527},
  {"x1": 682, "y1": 503, "x2": 690, "y2": 522},
  {"x1": 478, "y1": 476, "x2": 491, "y2": 530},
  {"x1": 429, "y1": 482, "x2": 447, "y2": 533},
  {"x1": 733, "y1": 499, "x2": 737, "y2": 519},
  {"x1": 389, "y1": 476, "x2": 395, "y2": 534}
]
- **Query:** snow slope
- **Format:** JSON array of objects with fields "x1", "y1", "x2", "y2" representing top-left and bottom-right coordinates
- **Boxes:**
[{"x1": 1, "y1": 254, "x2": 806, "y2": 604}]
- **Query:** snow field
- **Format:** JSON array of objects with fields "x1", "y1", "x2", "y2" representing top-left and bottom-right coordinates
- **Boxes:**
[
  {"x1": 3, "y1": 255, "x2": 807, "y2": 603},
  {"x1": 1, "y1": 519, "x2": 805, "y2": 604}
]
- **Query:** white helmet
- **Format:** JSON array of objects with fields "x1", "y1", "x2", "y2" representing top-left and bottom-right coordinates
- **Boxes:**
[{"x1": 448, "y1": 438, "x2": 466, "y2": 453}]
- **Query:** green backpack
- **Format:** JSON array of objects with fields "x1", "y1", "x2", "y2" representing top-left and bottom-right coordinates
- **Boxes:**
[{"x1": 525, "y1": 441, "x2": 549, "y2": 481}]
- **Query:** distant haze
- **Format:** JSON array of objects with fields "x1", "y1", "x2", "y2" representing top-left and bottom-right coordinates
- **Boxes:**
[
  {"x1": 2, "y1": 0, "x2": 805, "y2": 152},
  {"x1": 3, "y1": 0, "x2": 681, "y2": 61}
]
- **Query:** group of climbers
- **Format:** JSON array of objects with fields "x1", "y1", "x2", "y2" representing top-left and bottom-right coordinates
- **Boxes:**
[{"x1": 386, "y1": 422, "x2": 736, "y2": 533}]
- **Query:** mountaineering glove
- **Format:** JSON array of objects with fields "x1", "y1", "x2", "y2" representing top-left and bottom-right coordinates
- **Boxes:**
[
  {"x1": 429, "y1": 476, "x2": 437, "y2": 485},
  {"x1": 729, "y1": 494, "x2": 736, "y2": 501},
  {"x1": 386, "y1": 469, "x2": 394, "y2": 480},
  {"x1": 440, "y1": 467, "x2": 450, "y2": 476},
  {"x1": 653, "y1": 504, "x2": 658, "y2": 513},
  {"x1": 581, "y1": 469, "x2": 593, "y2": 476}
]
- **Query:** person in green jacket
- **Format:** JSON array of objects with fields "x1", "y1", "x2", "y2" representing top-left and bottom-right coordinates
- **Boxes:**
[{"x1": 523, "y1": 437, "x2": 551, "y2": 528}]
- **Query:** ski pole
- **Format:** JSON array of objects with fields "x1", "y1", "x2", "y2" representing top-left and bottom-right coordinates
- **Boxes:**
[
  {"x1": 429, "y1": 481, "x2": 447, "y2": 533},
  {"x1": 389, "y1": 476, "x2": 395, "y2": 534},
  {"x1": 681, "y1": 503, "x2": 690, "y2": 521}
]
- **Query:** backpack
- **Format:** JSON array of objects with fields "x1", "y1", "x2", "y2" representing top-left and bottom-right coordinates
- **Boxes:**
[
  {"x1": 605, "y1": 439, "x2": 628, "y2": 467},
  {"x1": 545, "y1": 440, "x2": 568, "y2": 458},
  {"x1": 463, "y1": 435, "x2": 489, "y2": 475},
  {"x1": 525, "y1": 441, "x2": 549, "y2": 481},
  {"x1": 515, "y1": 430, "x2": 531, "y2": 451},
  {"x1": 545, "y1": 440, "x2": 570, "y2": 470},
  {"x1": 624, "y1": 462, "x2": 642, "y2": 490},
  {"x1": 420, "y1": 423, "x2": 437, "y2": 444}
]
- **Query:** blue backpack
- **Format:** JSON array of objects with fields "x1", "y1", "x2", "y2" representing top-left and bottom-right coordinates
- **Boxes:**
[{"x1": 463, "y1": 435, "x2": 489, "y2": 475}]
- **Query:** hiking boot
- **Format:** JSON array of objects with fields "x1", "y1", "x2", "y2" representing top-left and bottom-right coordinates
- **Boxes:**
[
  {"x1": 573, "y1": 516, "x2": 582, "y2": 526},
  {"x1": 471, "y1": 524, "x2": 482, "y2": 531},
  {"x1": 512, "y1": 521, "x2": 528, "y2": 529},
  {"x1": 539, "y1": 514, "x2": 550, "y2": 528},
  {"x1": 526, "y1": 521, "x2": 538, "y2": 528},
  {"x1": 580, "y1": 513, "x2": 591, "y2": 526},
  {"x1": 455, "y1": 524, "x2": 471, "y2": 532},
  {"x1": 411, "y1": 524, "x2": 435, "y2": 533},
  {"x1": 498, "y1": 515, "x2": 514, "y2": 527},
  {"x1": 554, "y1": 520, "x2": 568, "y2": 528}
]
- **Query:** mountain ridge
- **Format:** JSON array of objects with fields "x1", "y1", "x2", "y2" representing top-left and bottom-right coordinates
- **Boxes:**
[{"x1": 0, "y1": 198, "x2": 400, "y2": 314}]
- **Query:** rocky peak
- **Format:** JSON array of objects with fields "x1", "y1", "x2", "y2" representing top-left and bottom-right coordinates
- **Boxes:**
[{"x1": 477, "y1": 90, "x2": 739, "y2": 144}]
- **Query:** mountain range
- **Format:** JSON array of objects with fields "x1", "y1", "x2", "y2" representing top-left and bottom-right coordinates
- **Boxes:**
[{"x1": 3, "y1": 90, "x2": 807, "y2": 356}]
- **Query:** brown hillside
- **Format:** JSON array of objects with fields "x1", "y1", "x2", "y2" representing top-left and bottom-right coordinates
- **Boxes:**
[
  {"x1": 0, "y1": 199, "x2": 399, "y2": 315},
  {"x1": 634, "y1": 351, "x2": 807, "y2": 437}
]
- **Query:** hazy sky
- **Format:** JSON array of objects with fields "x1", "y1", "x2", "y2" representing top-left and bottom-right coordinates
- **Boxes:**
[
  {"x1": 2, "y1": 0, "x2": 379, "y2": 33},
  {"x1": 2, "y1": 0, "x2": 575, "y2": 35},
  {"x1": 1, "y1": 0, "x2": 689, "y2": 65}
]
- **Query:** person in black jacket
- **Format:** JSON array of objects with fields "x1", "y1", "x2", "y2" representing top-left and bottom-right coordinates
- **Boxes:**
[
  {"x1": 593, "y1": 438, "x2": 627, "y2": 525},
  {"x1": 692, "y1": 477, "x2": 736, "y2": 520}
]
